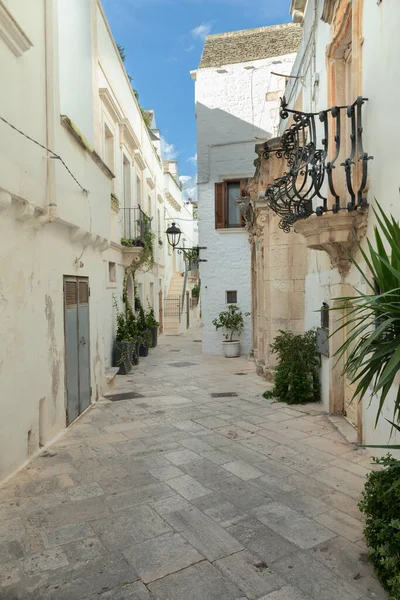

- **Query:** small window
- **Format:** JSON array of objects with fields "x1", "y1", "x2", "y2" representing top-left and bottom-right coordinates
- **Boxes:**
[
  {"x1": 215, "y1": 179, "x2": 248, "y2": 229},
  {"x1": 108, "y1": 262, "x2": 116, "y2": 283},
  {"x1": 226, "y1": 291, "x2": 237, "y2": 304}
]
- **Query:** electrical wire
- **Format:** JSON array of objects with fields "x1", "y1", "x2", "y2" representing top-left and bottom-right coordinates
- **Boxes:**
[{"x1": 0, "y1": 115, "x2": 89, "y2": 195}]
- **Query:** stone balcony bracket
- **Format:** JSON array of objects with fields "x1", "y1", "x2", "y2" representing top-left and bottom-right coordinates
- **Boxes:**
[
  {"x1": 294, "y1": 209, "x2": 368, "y2": 277},
  {"x1": 122, "y1": 245, "x2": 144, "y2": 268}
]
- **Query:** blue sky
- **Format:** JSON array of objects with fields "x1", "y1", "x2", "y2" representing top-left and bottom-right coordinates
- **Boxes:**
[{"x1": 101, "y1": 0, "x2": 292, "y2": 199}]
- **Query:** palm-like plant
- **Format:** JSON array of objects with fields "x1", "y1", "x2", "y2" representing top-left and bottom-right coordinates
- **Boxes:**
[{"x1": 332, "y1": 204, "x2": 400, "y2": 434}]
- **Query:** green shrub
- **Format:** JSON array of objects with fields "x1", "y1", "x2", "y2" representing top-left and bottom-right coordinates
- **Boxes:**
[
  {"x1": 263, "y1": 330, "x2": 320, "y2": 404},
  {"x1": 358, "y1": 455, "x2": 400, "y2": 599}
]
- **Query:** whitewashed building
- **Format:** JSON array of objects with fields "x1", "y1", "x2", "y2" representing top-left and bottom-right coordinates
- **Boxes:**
[
  {"x1": 193, "y1": 24, "x2": 301, "y2": 355},
  {"x1": 0, "y1": 0, "x2": 196, "y2": 483}
]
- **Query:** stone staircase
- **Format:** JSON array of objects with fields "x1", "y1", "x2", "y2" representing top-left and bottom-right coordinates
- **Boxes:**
[{"x1": 164, "y1": 274, "x2": 184, "y2": 335}]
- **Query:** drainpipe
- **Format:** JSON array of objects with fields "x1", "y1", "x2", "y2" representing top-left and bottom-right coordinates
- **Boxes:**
[{"x1": 39, "y1": 0, "x2": 58, "y2": 225}]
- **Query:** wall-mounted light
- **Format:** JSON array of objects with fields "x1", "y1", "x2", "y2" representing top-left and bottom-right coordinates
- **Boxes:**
[
  {"x1": 165, "y1": 222, "x2": 182, "y2": 249},
  {"x1": 165, "y1": 222, "x2": 207, "y2": 261}
]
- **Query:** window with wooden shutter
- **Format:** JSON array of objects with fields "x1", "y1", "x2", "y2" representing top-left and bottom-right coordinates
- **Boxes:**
[
  {"x1": 215, "y1": 179, "x2": 249, "y2": 229},
  {"x1": 215, "y1": 182, "x2": 226, "y2": 229},
  {"x1": 239, "y1": 179, "x2": 249, "y2": 226}
]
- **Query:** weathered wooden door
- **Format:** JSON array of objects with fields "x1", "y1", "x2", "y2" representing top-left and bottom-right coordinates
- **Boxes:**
[{"x1": 64, "y1": 277, "x2": 91, "y2": 425}]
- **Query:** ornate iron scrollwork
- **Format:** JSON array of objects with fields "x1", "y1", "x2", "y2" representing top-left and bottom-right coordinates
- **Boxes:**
[{"x1": 264, "y1": 96, "x2": 373, "y2": 231}]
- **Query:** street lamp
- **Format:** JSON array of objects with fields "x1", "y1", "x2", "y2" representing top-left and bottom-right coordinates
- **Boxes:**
[
  {"x1": 165, "y1": 222, "x2": 182, "y2": 250},
  {"x1": 165, "y1": 222, "x2": 207, "y2": 262}
]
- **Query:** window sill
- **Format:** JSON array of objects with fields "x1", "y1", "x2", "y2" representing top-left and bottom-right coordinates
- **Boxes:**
[
  {"x1": 106, "y1": 282, "x2": 117, "y2": 289},
  {"x1": 216, "y1": 228, "x2": 246, "y2": 233}
]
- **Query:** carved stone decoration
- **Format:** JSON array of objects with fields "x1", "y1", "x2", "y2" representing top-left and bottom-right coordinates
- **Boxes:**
[
  {"x1": 294, "y1": 210, "x2": 368, "y2": 276},
  {"x1": 122, "y1": 246, "x2": 144, "y2": 268},
  {"x1": 321, "y1": 0, "x2": 337, "y2": 24}
]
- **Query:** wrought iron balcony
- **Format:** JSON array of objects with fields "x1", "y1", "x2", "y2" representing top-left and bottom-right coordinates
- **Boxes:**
[
  {"x1": 264, "y1": 96, "x2": 373, "y2": 232},
  {"x1": 122, "y1": 207, "x2": 147, "y2": 245}
]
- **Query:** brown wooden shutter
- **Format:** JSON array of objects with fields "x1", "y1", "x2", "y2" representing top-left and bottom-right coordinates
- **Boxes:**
[
  {"x1": 239, "y1": 179, "x2": 249, "y2": 227},
  {"x1": 215, "y1": 182, "x2": 226, "y2": 229},
  {"x1": 65, "y1": 281, "x2": 78, "y2": 308},
  {"x1": 78, "y1": 281, "x2": 89, "y2": 305}
]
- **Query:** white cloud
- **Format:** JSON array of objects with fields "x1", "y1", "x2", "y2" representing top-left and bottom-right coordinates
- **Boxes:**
[
  {"x1": 161, "y1": 136, "x2": 179, "y2": 160},
  {"x1": 180, "y1": 174, "x2": 197, "y2": 202},
  {"x1": 185, "y1": 44, "x2": 195, "y2": 53},
  {"x1": 188, "y1": 153, "x2": 197, "y2": 165},
  {"x1": 191, "y1": 22, "x2": 213, "y2": 40}
]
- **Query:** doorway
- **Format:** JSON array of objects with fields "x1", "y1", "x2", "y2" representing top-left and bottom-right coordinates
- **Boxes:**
[{"x1": 64, "y1": 276, "x2": 91, "y2": 425}]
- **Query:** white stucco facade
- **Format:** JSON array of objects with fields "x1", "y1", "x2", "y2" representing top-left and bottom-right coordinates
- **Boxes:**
[
  {"x1": 194, "y1": 44, "x2": 297, "y2": 355},
  {"x1": 282, "y1": 0, "x2": 400, "y2": 448},
  {"x1": 0, "y1": 0, "x2": 195, "y2": 482}
]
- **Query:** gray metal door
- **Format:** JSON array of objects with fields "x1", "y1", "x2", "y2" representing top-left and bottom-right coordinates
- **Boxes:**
[{"x1": 64, "y1": 277, "x2": 91, "y2": 425}]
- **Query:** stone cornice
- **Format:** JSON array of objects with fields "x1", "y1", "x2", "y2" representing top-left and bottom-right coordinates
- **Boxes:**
[
  {"x1": 146, "y1": 176, "x2": 155, "y2": 190},
  {"x1": 118, "y1": 119, "x2": 139, "y2": 154},
  {"x1": 134, "y1": 150, "x2": 146, "y2": 171},
  {"x1": 61, "y1": 115, "x2": 115, "y2": 180},
  {"x1": 0, "y1": 1, "x2": 32, "y2": 56},
  {"x1": 164, "y1": 190, "x2": 181, "y2": 212},
  {"x1": 99, "y1": 88, "x2": 124, "y2": 123}
]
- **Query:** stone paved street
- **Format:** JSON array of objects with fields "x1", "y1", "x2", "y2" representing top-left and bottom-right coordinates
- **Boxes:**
[{"x1": 0, "y1": 330, "x2": 387, "y2": 599}]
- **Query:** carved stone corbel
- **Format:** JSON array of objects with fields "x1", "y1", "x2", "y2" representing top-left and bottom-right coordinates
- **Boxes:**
[{"x1": 294, "y1": 210, "x2": 368, "y2": 277}]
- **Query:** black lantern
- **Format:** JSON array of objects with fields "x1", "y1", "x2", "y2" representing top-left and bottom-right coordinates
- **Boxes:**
[
  {"x1": 165, "y1": 222, "x2": 182, "y2": 249},
  {"x1": 321, "y1": 302, "x2": 329, "y2": 330}
]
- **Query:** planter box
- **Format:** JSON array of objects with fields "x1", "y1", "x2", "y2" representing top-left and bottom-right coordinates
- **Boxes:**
[
  {"x1": 150, "y1": 326, "x2": 158, "y2": 348},
  {"x1": 132, "y1": 342, "x2": 140, "y2": 366},
  {"x1": 139, "y1": 344, "x2": 149, "y2": 357},
  {"x1": 222, "y1": 340, "x2": 240, "y2": 358},
  {"x1": 114, "y1": 341, "x2": 133, "y2": 374}
]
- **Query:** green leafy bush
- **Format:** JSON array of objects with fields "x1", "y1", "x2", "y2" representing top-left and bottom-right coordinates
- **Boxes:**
[
  {"x1": 135, "y1": 293, "x2": 152, "y2": 347},
  {"x1": 359, "y1": 455, "x2": 400, "y2": 599},
  {"x1": 191, "y1": 284, "x2": 200, "y2": 298},
  {"x1": 263, "y1": 330, "x2": 320, "y2": 404},
  {"x1": 146, "y1": 304, "x2": 159, "y2": 328},
  {"x1": 212, "y1": 305, "x2": 250, "y2": 342}
]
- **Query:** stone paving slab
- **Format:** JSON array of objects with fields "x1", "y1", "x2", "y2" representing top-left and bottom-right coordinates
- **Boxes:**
[{"x1": 0, "y1": 329, "x2": 386, "y2": 599}]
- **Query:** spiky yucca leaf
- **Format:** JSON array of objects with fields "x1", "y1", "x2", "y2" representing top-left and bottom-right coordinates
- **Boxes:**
[{"x1": 332, "y1": 204, "x2": 400, "y2": 427}]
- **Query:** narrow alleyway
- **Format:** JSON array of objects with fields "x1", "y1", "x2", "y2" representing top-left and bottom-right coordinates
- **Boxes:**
[{"x1": 0, "y1": 330, "x2": 386, "y2": 600}]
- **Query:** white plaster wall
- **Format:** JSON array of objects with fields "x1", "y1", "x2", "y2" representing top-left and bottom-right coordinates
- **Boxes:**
[
  {"x1": 58, "y1": 0, "x2": 95, "y2": 145},
  {"x1": 284, "y1": 0, "x2": 400, "y2": 447},
  {"x1": 0, "y1": 211, "x2": 110, "y2": 481},
  {"x1": 196, "y1": 53, "x2": 297, "y2": 355},
  {"x1": 0, "y1": 0, "x2": 47, "y2": 208}
]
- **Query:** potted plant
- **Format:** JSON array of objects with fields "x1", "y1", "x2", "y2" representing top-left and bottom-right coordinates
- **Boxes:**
[
  {"x1": 113, "y1": 298, "x2": 133, "y2": 374},
  {"x1": 146, "y1": 304, "x2": 160, "y2": 348},
  {"x1": 135, "y1": 293, "x2": 152, "y2": 357},
  {"x1": 212, "y1": 304, "x2": 250, "y2": 358},
  {"x1": 126, "y1": 302, "x2": 140, "y2": 366}
]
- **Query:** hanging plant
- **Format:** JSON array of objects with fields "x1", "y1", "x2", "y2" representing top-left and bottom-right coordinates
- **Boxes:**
[{"x1": 263, "y1": 330, "x2": 320, "y2": 404}]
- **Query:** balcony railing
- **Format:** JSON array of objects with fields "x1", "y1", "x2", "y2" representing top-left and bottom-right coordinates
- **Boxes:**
[
  {"x1": 264, "y1": 96, "x2": 373, "y2": 232},
  {"x1": 122, "y1": 207, "x2": 147, "y2": 244}
]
